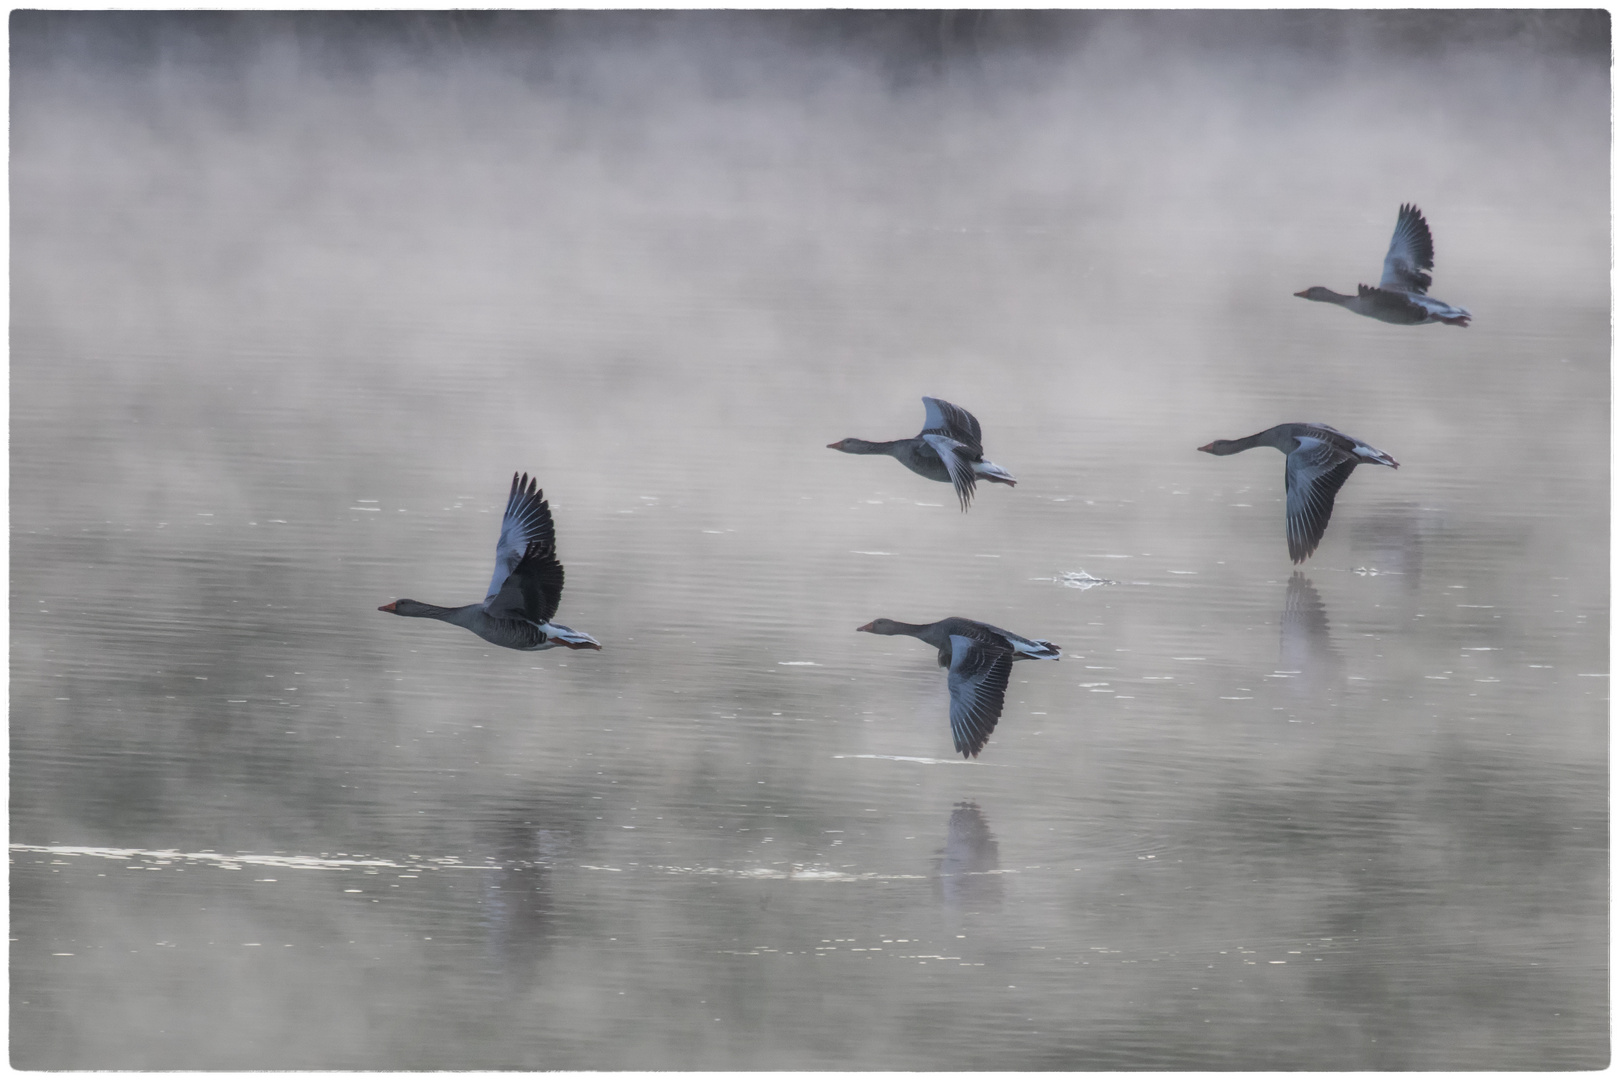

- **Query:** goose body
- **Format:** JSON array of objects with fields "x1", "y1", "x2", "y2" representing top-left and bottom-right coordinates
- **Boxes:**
[
  {"x1": 857, "y1": 617, "x2": 1059, "y2": 758},
  {"x1": 829, "y1": 397, "x2": 1016, "y2": 511},
  {"x1": 1198, "y1": 423, "x2": 1399, "y2": 563},
  {"x1": 1295, "y1": 204, "x2": 1471, "y2": 326},
  {"x1": 379, "y1": 473, "x2": 602, "y2": 652}
]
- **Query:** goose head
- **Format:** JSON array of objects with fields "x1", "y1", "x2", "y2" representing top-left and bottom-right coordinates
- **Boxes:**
[{"x1": 856, "y1": 618, "x2": 905, "y2": 635}]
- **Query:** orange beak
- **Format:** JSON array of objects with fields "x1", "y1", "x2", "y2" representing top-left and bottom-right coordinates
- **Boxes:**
[
  {"x1": 855, "y1": 621, "x2": 875, "y2": 632},
  {"x1": 1196, "y1": 442, "x2": 1216, "y2": 453},
  {"x1": 378, "y1": 602, "x2": 397, "y2": 612}
]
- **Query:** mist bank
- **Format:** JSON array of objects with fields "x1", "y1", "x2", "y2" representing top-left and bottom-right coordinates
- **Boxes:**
[{"x1": 12, "y1": 9, "x2": 1611, "y2": 91}]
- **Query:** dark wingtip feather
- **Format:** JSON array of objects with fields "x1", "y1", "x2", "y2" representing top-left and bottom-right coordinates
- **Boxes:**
[{"x1": 1394, "y1": 204, "x2": 1436, "y2": 272}]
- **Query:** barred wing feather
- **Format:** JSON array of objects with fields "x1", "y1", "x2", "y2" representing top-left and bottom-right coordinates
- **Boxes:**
[
  {"x1": 1379, "y1": 203, "x2": 1435, "y2": 295},
  {"x1": 485, "y1": 540, "x2": 566, "y2": 624},
  {"x1": 921, "y1": 397, "x2": 983, "y2": 452},
  {"x1": 946, "y1": 635, "x2": 1013, "y2": 758},
  {"x1": 485, "y1": 472, "x2": 557, "y2": 603},
  {"x1": 1284, "y1": 441, "x2": 1358, "y2": 564},
  {"x1": 921, "y1": 432, "x2": 979, "y2": 511}
]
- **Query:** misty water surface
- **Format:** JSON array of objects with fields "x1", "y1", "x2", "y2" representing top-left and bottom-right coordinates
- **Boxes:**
[{"x1": 10, "y1": 11, "x2": 1608, "y2": 1069}]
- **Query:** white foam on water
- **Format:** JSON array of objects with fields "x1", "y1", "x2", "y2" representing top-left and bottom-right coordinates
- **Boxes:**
[
  {"x1": 654, "y1": 864, "x2": 927, "y2": 883},
  {"x1": 832, "y1": 753, "x2": 1009, "y2": 767},
  {"x1": 10, "y1": 843, "x2": 482, "y2": 873}
]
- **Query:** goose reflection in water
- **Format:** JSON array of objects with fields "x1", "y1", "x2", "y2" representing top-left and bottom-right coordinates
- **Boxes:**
[
  {"x1": 934, "y1": 802, "x2": 1003, "y2": 910},
  {"x1": 479, "y1": 822, "x2": 571, "y2": 982},
  {"x1": 1279, "y1": 573, "x2": 1346, "y2": 697}
]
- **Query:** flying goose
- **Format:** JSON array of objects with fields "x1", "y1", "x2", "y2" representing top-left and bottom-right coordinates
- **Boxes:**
[
  {"x1": 1295, "y1": 204, "x2": 1471, "y2": 326},
  {"x1": 379, "y1": 472, "x2": 602, "y2": 652},
  {"x1": 829, "y1": 396, "x2": 1016, "y2": 511},
  {"x1": 1198, "y1": 423, "x2": 1399, "y2": 563},
  {"x1": 856, "y1": 617, "x2": 1058, "y2": 757}
]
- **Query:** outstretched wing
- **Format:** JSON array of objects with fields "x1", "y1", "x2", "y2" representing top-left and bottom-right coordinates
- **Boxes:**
[
  {"x1": 1378, "y1": 203, "x2": 1435, "y2": 295},
  {"x1": 485, "y1": 473, "x2": 557, "y2": 603},
  {"x1": 946, "y1": 635, "x2": 1013, "y2": 758},
  {"x1": 1284, "y1": 439, "x2": 1358, "y2": 564},
  {"x1": 485, "y1": 540, "x2": 566, "y2": 623},
  {"x1": 921, "y1": 397, "x2": 983, "y2": 454},
  {"x1": 920, "y1": 433, "x2": 978, "y2": 511}
]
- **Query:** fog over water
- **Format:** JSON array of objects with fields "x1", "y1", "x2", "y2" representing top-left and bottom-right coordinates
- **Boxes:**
[{"x1": 10, "y1": 11, "x2": 1608, "y2": 1069}]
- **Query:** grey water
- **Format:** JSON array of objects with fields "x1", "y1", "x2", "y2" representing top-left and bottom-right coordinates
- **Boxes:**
[{"x1": 10, "y1": 11, "x2": 1608, "y2": 1070}]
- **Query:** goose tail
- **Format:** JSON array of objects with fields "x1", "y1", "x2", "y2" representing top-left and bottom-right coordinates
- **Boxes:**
[
  {"x1": 1013, "y1": 638, "x2": 1061, "y2": 660},
  {"x1": 973, "y1": 459, "x2": 1017, "y2": 487},
  {"x1": 1354, "y1": 444, "x2": 1401, "y2": 470},
  {"x1": 543, "y1": 622, "x2": 603, "y2": 650}
]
